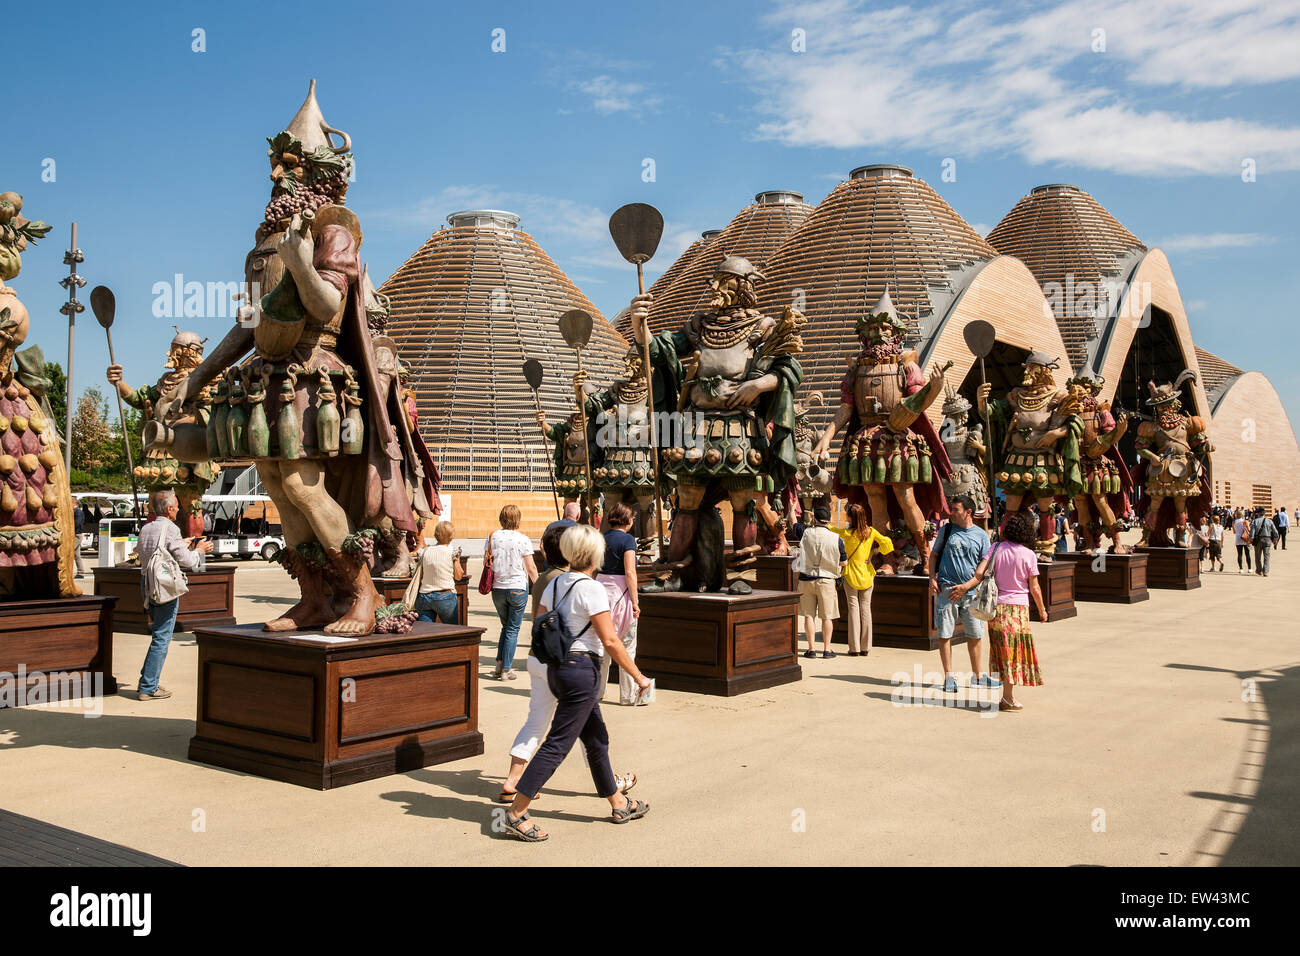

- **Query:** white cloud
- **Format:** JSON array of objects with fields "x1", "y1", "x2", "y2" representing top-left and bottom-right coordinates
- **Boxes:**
[
  {"x1": 1155, "y1": 231, "x2": 1274, "y2": 251},
  {"x1": 725, "y1": 0, "x2": 1300, "y2": 175},
  {"x1": 570, "y1": 75, "x2": 661, "y2": 115}
]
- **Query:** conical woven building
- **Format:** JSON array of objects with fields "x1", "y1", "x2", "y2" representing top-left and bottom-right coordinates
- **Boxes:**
[
  {"x1": 630, "y1": 190, "x2": 814, "y2": 337},
  {"x1": 989, "y1": 184, "x2": 1300, "y2": 510},
  {"x1": 758, "y1": 165, "x2": 1069, "y2": 431},
  {"x1": 610, "y1": 229, "x2": 718, "y2": 335},
  {"x1": 381, "y1": 209, "x2": 629, "y2": 530}
]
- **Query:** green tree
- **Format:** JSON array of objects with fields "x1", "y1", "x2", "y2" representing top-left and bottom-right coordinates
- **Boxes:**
[
  {"x1": 70, "y1": 387, "x2": 113, "y2": 471},
  {"x1": 43, "y1": 361, "x2": 67, "y2": 437}
]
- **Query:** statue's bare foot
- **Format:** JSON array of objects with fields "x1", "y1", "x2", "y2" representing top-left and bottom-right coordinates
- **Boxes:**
[
  {"x1": 263, "y1": 584, "x2": 334, "y2": 632},
  {"x1": 324, "y1": 592, "x2": 380, "y2": 636},
  {"x1": 730, "y1": 544, "x2": 762, "y2": 558}
]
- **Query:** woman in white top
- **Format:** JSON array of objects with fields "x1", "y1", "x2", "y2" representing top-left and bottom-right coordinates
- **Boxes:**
[
  {"x1": 1233, "y1": 512, "x2": 1252, "y2": 573},
  {"x1": 414, "y1": 521, "x2": 464, "y2": 624},
  {"x1": 484, "y1": 505, "x2": 538, "y2": 680},
  {"x1": 504, "y1": 525, "x2": 652, "y2": 843}
]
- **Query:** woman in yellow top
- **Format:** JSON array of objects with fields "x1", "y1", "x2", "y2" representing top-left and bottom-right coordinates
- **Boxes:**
[{"x1": 831, "y1": 503, "x2": 894, "y2": 656}]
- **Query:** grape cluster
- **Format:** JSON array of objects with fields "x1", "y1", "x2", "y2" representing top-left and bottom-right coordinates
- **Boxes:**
[{"x1": 261, "y1": 168, "x2": 351, "y2": 230}]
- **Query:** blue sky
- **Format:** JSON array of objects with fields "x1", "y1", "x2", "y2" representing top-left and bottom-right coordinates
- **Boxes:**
[{"x1": 7, "y1": 0, "x2": 1298, "y2": 433}]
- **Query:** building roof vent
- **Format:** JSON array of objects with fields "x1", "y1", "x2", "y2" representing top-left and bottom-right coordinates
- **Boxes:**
[{"x1": 849, "y1": 164, "x2": 913, "y2": 180}]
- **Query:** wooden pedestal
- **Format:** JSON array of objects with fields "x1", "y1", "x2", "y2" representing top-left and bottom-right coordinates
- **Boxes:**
[
  {"x1": 0, "y1": 595, "x2": 118, "y2": 704},
  {"x1": 635, "y1": 589, "x2": 801, "y2": 696},
  {"x1": 92, "y1": 566, "x2": 236, "y2": 634},
  {"x1": 1136, "y1": 546, "x2": 1202, "y2": 590},
  {"x1": 831, "y1": 573, "x2": 961, "y2": 651},
  {"x1": 1033, "y1": 560, "x2": 1077, "y2": 622},
  {"x1": 188, "y1": 622, "x2": 485, "y2": 789},
  {"x1": 373, "y1": 575, "x2": 470, "y2": 627},
  {"x1": 754, "y1": 554, "x2": 798, "y2": 593},
  {"x1": 1054, "y1": 552, "x2": 1149, "y2": 603}
]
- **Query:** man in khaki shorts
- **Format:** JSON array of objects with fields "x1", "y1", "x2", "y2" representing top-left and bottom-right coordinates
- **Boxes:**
[{"x1": 794, "y1": 504, "x2": 845, "y2": 659}]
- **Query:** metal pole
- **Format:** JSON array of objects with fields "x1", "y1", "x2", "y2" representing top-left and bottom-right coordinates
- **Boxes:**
[
  {"x1": 979, "y1": 355, "x2": 998, "y2": 534},
  {"x1": 59, "y1": 223, "x2": 83, "y2": 481},
  {"x1": 635, "y1": 262, "x2": 666, "y2": 552},
  {"x1": 530, "y1": 387, "x2": 561, "y2": 519}
]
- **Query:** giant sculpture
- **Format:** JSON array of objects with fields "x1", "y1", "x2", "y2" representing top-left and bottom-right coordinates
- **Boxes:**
[
  {"x1": 629, "y1": 256, "x2": 803, "y2": 593},
  {"x1": 536, "y1": 370, "x2": 599, "y2": 520},
  {"x1": 156, "y1": 82, "x2": 437, "y2": 635},
  {"x1": 977, "y1": 352, "x2": 1083, "y2": 556},
  {"x1": 812, "y1": 289, "x2": 952, "y2": 572},
  {"x1": 1067, "y1": 371, "x2": 1132, "y2": 552},
  {"x1": 792, "y1": 392, "x2": 833, "y2": 523},
  {"x1": 1133, "y1": 371, "x2": 1211, "y2": 547},
  {"x1": 0, "y1": 192, "x2": 78, "y2": 598},
  {"x1": 106, "y1": 330, "x2": 217, "y2": 536}
]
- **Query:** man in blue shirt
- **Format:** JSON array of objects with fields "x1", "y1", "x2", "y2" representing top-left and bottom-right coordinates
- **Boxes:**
[
  {"x1": 928, "y1": 494, "x2": 999, "y2": 692},
  {"x1": 1276, "y1": 507, "x2": 1288, "y2": 550}
]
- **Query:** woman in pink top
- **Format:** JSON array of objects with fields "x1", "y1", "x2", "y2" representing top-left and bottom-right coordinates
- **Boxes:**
[{"x1": 985, "y1": 511, "x2": 1046, "y2": 712}]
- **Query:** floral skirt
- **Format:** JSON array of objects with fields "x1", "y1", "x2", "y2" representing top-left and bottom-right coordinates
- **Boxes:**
[{"x1": 987, "y1": 603, "x2": 1043, "y2": 686}]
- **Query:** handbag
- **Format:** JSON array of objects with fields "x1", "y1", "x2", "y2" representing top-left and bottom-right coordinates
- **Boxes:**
[
  {"x1": 478, "y1": 531, "x2": 495, "y2": 595},
  {"x1": 143, "y1": 539, "x2": 189, "y2": 607},
  {"x1": 968, "y1": 542, "x2": 1001, "y2": 622},
  {"x1": 531, "y1": 574, "x2": 592, "y2": 666}
]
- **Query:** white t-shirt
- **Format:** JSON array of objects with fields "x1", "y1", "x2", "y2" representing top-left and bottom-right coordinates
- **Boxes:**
[
  {"x1": 486, "y1": 529, "x2": 533, "y2": 590},
  {"x1": 540, "y1": 571, "x2": 611, "y2": 656},
  {"x1": 1233, "y1": 518, "x2": 1249, "y2": 545}
]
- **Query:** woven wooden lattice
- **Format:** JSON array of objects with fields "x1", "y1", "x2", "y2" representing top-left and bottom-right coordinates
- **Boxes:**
[
  {"x1": 755, "y1": 168, "x2": 996, "y2": 430},
  {"x1": 381, "y1": 214, "x2": 629, "y2": 492},
  {"x1": 987, "y1": 185, "x2": 1146, "y2": 370},
  {"x1": 1194, "y1": 346, "x2": 1243, "y2": 404},
  {"x1": 620, "y1": 191, "x2": 814, "y2": 338}
]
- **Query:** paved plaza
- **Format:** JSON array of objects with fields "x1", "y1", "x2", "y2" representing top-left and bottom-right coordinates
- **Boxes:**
[{"x1": 1, "y1": 539, "x2": 1295, "y2": 867}]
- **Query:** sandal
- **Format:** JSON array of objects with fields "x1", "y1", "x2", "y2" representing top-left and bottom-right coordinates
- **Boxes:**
[
  {"x1": 503, "y1": 810, "x2": 548, "y2": 842},
  {"x1": 999, "y1": 699, "x2": 1023, "y2": 712},
  {"x1": 498, "y1": 788, "x2": 539, "y2": 804},
  {"x1": 611, "y1": 796, "x2": 650, "y2": 824},
  {"x1": 614, "y1": 772, "x2": 637, "y2": 794}
]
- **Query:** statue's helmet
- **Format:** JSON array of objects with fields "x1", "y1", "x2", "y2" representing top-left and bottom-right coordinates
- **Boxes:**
[
  {"x1": 171, "y1": 329, "x2": 206, "y2": 351},
  {"x1": 855, "y1": 286, "x2": 907, "y2": 341},
  {"x1": 1146, "y1": 369, "x2": 1196, "y2": 407},
  {"x1": 942, "y1": 383, "x2": 971, "y2": 418},
  {"x1": 714, "y1": 255, "x2": 763, "y2": 281}
]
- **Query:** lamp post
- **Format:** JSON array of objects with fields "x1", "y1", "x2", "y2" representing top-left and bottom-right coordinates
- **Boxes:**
[{"x1": 58, "y1": 223, "x2": 85, "y2": 479}]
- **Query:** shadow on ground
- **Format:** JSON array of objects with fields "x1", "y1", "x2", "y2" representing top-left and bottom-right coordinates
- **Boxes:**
[{"x1": 1170, "y1": 660, "x2": 1299, "y2": 865}]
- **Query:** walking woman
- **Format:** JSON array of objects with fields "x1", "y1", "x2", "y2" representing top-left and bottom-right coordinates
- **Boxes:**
[
  {"x1": 980, "y1": 510, "x2": 1046, "y2": 712},
  {"x1": 505, "y1": 525, "x2": 652, "y2": 842},
  {"x1": 831, "y1": 502, "x2": 894, "y2": 656},
  {"x1": 596, "y1": 502, "x2": 642, "y2": 703},
  {"x1": 484, "y1": 505, "x2": 538, "y2": 680},
  {"x1": 1233, "y1": 509, "x2": 1252, "y2": 574}
]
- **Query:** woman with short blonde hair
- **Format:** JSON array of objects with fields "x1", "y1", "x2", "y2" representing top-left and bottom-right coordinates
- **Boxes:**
[
  {"x1": 414, "y1": 520, "x2": 463, "y2": 625},
  {"x1": 504, "y1": 523, "x2": 652, "y2": 842}
]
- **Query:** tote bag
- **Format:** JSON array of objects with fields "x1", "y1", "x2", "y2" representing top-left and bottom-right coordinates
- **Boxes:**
[
  {"x1": 477, "y1": 532, "x2": 495, "y2": 595},
  {"x1": 969, "y1": 543, "x2": 1001, "y2": 622}
]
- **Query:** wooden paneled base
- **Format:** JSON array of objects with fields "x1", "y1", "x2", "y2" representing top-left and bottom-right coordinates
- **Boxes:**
[
  {"x1": 1135, "y1": 546, "x2": 1202, "y2": 590},
  {"x1": 373, "y1": 575, "x2": 470, "y2": 627},
  {"x1": 1032, "y1": 560, "x2": 1077, "y2": 623},
  {"x1": 0, "y1": 595, "x2": 118, "y2": 704},
  {"x1": 92, "y1": 566, "x2": 236, "y2": 633},
  {"x1": 635, "y1": 590, "x2": 801, "y2": 696},
  {"x1": 188, "y1": 621, "x2": 484, "y2": 789},
  {"x1": 754, "y1": 554, "x2": 798, "y2": 593},
  {"x1": 1054, "y1": 552, "x2": 1150, "y2": 603},
  {"x1": 832, "y1": 573, "x2": 962, "y2": 651}
]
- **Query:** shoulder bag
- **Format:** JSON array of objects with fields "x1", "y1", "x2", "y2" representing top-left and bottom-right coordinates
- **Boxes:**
[
  {"x1": 968, "y1": 542, "x2": 1001, "y2": 622},
  {"x1": 143, "y1": 536, "x2": 189, "y2": 607},
  {"x1": 477, "y1": 531, "x2": 496, "y2": 595},
  {"x1": 532, "y1": 573, "x2": 593, "y2": 666}
]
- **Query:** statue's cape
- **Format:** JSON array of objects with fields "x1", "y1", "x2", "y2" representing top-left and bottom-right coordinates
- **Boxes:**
[
  {"x1": 830, "y1": 356, "x2": 953, "y2": 524},
  {"x1": 338, "y1": 258, "x2": 435, "y2": 532},
  {"x1": 14, "y1": 345, "x2": 57, "y2": 425}
]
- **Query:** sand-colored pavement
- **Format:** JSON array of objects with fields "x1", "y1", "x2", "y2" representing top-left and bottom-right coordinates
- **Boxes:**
[{"x1": 1, "y1": 541, "x2": 1296, "y2": 866}]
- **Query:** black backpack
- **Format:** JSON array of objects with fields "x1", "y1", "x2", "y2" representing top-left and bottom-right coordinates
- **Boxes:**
[{"x1": 531, "y1": 574, "x2": 592, "y2": 666}]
